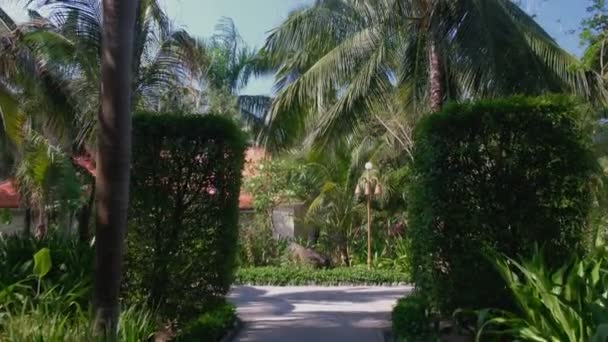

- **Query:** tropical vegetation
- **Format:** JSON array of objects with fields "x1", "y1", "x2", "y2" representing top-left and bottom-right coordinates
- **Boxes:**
[{"x1": 1, "y1": 0, "x2": 608, "y2": 340}]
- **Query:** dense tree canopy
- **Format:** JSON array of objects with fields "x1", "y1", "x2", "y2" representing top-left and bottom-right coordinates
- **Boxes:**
[{"x1": 260, "y1": 0, "x2": 602, "y2": 150}]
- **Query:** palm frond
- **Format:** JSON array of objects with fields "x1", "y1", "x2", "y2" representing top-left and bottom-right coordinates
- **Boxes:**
[{"x1": 0, "y1": 83, "x2": 25, "y2": 145}]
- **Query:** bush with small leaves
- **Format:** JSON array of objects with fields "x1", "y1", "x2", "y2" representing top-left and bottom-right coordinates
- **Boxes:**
[
  {"x1": 409, "y1": 95, "x2": 599, "y2": 314},
  {"x1": 392, "y1": 292, "x2": 435, "y2": 341},
  {"x1": 126, "y1": 113, "x2": 247, "y2": 319}
]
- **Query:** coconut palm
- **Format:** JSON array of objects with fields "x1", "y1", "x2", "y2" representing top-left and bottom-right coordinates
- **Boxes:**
[
  {"x1": 177, "y1": 17, "x2": 273, "y2": 134},
  {"x1": 17, "y1": 0, "x2": 190, "y2": 148},
  {"x1": 0, "y1": 6, "x2": 82, "y2": 234},
  {"x1": 261, "y1": 0, "x2": 602, "y2": 150},
  {"x1": 0, "y1": 0, "x2": 197, "y2": 239}
]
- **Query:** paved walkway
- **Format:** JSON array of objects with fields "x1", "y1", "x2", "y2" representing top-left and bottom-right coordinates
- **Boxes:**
[{"x1": 229, "y1": 285, "x2": 412, "y2": 342}]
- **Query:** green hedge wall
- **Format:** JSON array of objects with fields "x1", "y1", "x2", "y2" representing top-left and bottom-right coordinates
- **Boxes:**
[
  {"x1": 125, "y1": 113, "x2": 247, "y2": 319},
  {"x1": 408, "y1": 96, "x2": 599, "y2": 315}
]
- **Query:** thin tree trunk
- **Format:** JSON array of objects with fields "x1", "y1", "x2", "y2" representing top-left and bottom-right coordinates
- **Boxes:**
[
  {"x1": 23, "y1": 207, "x2": 31, "y2": 236},
  {"x1": 78, "y1": 183, "x2": 95, "y2": 243},
  {"x1": 428, "y1": 39, "x2": 443, "y2": 112},
  {"x1": 94, "y1": 0, "x2": 137, "y2": 338},
  {"x1": 367, "y1": 194, "x2": 372, "y2": 270}
]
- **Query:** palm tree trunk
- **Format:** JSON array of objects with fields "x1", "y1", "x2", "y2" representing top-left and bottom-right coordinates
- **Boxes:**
[
  {"x1": 428, "y1": 39, "x2": 443, "y2": 112},
  {"x1": 93, "y1": 0, "x2": 137, "y2": 338},
  {"x1": 78, "y1": 183, "x2": 95, "y2": 243}
]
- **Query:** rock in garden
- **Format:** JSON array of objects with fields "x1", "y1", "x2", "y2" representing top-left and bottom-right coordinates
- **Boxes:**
[{"x1": 288, "y1": 242, "x2": 330, "y2": 269}]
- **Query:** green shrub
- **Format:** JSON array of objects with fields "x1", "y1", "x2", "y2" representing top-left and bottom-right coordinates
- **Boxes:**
[
  {"x1": 392, "y1": 293, "x2": 434, "y2": 341},
  {"x1": 126, "y1": 113, "x2": 247, "y2": 319},
  {"x1": 409, "y1": 95, "x2": 599, "y2": 314},
  {"x1": 234, "y1": 266, "x2": 408, "y2": 286},
  {"x1": 0, "y1": 240, "x2": 155, "y2": 342},
  {"x1": 180, "y1": 302, "x2": 237, "y2": 342},
  {"x1": 0, "y1": 232, "x2": 93, "y2": 308},
  {"x1": 474, "y1": 247, "x2": 608, "y2": 341}
]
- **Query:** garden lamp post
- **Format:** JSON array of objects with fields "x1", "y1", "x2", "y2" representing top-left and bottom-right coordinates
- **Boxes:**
[{"x1": 355, "y1": 162, "x2": 382, "y2": 270}]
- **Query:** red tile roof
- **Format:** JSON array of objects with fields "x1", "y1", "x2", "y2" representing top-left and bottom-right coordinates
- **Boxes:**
[
  {"x1": 239, "y1": 193, "x2": 253, "y2": 210},
  {"x1": 0, "y1": 179, "x2": 20, "y2": 208},
  {"x1": 239, "y1": 147, "x2": 267, "y2": 210},
  {"x1": 73, "y1": 156, "x2": 96, "y2": 177}
]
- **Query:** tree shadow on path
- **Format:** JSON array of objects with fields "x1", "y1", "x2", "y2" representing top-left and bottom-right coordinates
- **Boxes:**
[{"x1": 229, "y1": 286, "x2": 413, "y2": 342}]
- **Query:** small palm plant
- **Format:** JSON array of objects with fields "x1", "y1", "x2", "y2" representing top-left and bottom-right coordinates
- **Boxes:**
[{"x1": 475, "y1": 247, "x2": 608, "y2": 342}]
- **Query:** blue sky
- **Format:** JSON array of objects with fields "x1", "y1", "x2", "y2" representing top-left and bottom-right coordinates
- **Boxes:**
[{"x1": 2, "y1": 0, "x2": 591, "y2": 94}]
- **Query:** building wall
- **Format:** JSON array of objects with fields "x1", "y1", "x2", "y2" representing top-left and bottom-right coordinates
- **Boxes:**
[
  {"x1": 0, "y1": 209, "x2": 25, "y2": 236},
  {"x1": 271, "y1": 203, "x2": 314, "y2": 241}
]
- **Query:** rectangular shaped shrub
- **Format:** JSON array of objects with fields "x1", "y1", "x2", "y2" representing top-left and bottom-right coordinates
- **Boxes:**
[
  {"x1": 408, "y1": 95, "x2": 599, "y2": 315},
  {"x1": 125, "y1": 113, "x2": 247, "y2": 319}
]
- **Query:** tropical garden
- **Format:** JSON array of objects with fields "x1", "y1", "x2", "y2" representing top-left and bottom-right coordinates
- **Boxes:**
[{"x1": 0, "y1": 0, "x2": 608, "y2": 341}]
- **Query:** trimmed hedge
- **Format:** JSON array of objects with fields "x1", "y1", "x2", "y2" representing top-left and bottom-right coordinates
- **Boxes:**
[
  {"x1": 125, "y1": 113, "x2": 247, "y2": 319},
  {"x1": 235, "y1": 266, "x2": 409, "y2": 286},
  {"x1": 392, "y1": 293, "x2": 434, "y2": 341},
  {"x1": 409, "y1": 96, "x2": 599, "y2": 314}
]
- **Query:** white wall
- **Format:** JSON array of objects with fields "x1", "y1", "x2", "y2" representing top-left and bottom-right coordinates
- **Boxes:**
[{"x1": 0, "y1": 209, "x2": 25, "y2": 237}]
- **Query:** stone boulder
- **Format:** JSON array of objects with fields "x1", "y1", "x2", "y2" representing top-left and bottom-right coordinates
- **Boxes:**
[{"x1": 288, "y1": 242, "x2": 331, "y2": 269}]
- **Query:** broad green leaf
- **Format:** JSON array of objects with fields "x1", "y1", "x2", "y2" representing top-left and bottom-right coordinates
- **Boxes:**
[
  {"x1": 0, "y1": 86, "x2": 24, "y2": 145},
  {"x1": 33, "y1": 248, "x2": 52, "y2": 279},
  {"x1": 592, "y1": 261, "x2": 601, "y2": 287}
]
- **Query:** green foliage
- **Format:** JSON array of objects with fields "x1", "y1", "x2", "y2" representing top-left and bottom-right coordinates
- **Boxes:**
[
  {"x1": 244, "y1": 158, "x2": 319, "y2": 213},
  {"x1": 0, "y1": 232, "x2": 93, "y2": 304},
  {"x1": 580, "y1": 0, "x2": 608, "y2": 86},
  {"x1": 126, "y1": 113, "x2": 247, "y2": 319},
  {"x1": 0, "y1": 302, "x2": 157, "y2": 342},
  {"x1": 180, "y1": 302, "x2": 237, "y2": 342},
  {"x1": 261, "y1": 0, "x2": 594, "y2": 150},
  {"x1": 240, "y1": 157, "x2": 321, "y2": 267},
  {"x1": 234, "y1": 266, "x2": 408, "y2": 286},
  {"x1": 0, "y1": 233, "x2": 155, "y2": 341},
  {"x1": 474, "y1": 247, "x2": 608, "y2": 342},
  {"x1": 392, "y1": 293, "x2": 435, "y2": 342},
  {"x1": 0, "y1": 208, "x2": 11, "y2": 224},
  {"x1": 33, "y1": 247, "x2": 52, "y2": 279},
  {"x1": 350, "y1": 233, "x2": 410, "y2": 273},
  {"x1": 409, "y1": 95, "x2": 599, "y2": 315},
  {"x1": 238, "y1": 224, "x2": 289, "y2": 267}
]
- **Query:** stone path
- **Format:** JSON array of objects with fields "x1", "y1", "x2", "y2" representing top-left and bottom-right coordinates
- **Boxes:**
[{"x1": 229, "y1": 285, "x2": 412, "y2": 342}]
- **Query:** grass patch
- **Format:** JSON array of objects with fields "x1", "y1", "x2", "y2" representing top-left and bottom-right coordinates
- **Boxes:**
[{"x1": 234, "y1": 266, "x2": 409, "y2": 286}]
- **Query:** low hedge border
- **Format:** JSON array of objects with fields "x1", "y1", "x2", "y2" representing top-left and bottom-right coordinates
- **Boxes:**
[{"x1": 234, "y1": 267, "x2": 409, "y2": 286}]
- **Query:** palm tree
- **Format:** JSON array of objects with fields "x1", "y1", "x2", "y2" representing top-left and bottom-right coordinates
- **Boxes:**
[
  {"x1": 261, "y1": 0, "x2": 602, "y2": 149},
  {"x1": 0, "y1": 0, "x2": 195, "y2": 240},
  {"x1": 93, "y1": 0, "x2": 137, "y2": 336},
  {"x1": 20, "y1": 0, "x2": 189, "y2": 148},
  {"x1": 0, "y1": 6, "x2": 81, "y2": 235},
  {"x1": 178, "y1": 17, "x2": 273, "y2": 134}
]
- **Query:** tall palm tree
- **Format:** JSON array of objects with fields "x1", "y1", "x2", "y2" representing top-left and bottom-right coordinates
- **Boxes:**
[
  {"x1": 178, "y1": 17, "x2": 273, "y2": 133},
  {"x1": 0, "y1": 0, "x2": 195, "y2": 240},
  {"x1": 20, "y1": 0, "x2": 190, "y2": 148},
  {"x1": 93, "y1": 0, "x2": 136, "y2": 336},
  {"x1": 261, "y1": 0, "x2": 602, "y2": 150},
  {"x1": 0, "y1": 6, "x2": 81, "y2": 234}
]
